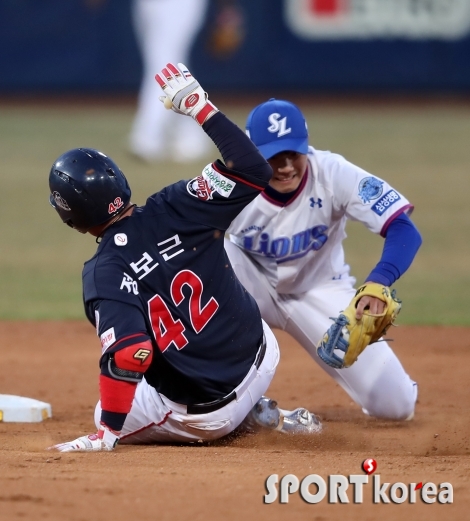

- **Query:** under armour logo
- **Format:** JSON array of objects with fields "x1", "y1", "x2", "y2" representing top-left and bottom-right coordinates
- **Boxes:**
[
  {"x1": 310, "y1": 198, "x2": 322, "y2": 208},
  {"x1": 267, "y1": 113, "x2": 291, "y2": 137}
]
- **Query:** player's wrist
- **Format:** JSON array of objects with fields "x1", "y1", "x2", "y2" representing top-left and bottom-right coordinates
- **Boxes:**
[
  {"x1": 194, "y1": 100, "x2": 218, "y2": 125},
  {"x1": 98, "y1": 423, "x2": 120, "y2": 450}
]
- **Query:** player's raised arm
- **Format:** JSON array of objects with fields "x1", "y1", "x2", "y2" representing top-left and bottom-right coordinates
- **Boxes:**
[{"x1": 156, "y1": 62, "x2": 272, "y2": 186}]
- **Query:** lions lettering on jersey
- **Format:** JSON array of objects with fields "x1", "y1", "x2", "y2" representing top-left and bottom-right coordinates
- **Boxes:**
[{"x1": 242, "y1": 225, "x2": 329, "y2": 263}]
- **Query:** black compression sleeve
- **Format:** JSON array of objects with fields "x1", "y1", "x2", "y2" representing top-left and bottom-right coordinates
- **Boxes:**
[{"x1": 203, "y1": 111, "x2": 272, "y2": 183}]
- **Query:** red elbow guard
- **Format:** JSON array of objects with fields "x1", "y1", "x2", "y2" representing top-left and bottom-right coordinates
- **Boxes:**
[
  {"x1": 114, "y1": 340, "x2": 153, "y2": 373},
  {"x1": 99, "y1": 340, "x2": 153, "y2": 415}
]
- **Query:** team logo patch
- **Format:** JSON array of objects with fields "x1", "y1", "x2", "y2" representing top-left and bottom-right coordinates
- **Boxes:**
[
  {"x1": 358, "y1": 177, "x2": 384, "y2": 204},
  {"x1": 187, "y1": 167, "x2": 236, "y2": 200},
  {"x1": 187, "y1": 176, "x2": 217, "y2": 200},
  {"x1": 114, "y1": 233, "x2": 128, "y2": 246},
  {"x1": 100, "y1": 327, "x2": 116, "y2": 353},
  {"x1": 371, "y1": 190, "x2": 401, "y2": 216},
  {"x1": 52, "y1": 191, "x2": 71, "y2": 211}
]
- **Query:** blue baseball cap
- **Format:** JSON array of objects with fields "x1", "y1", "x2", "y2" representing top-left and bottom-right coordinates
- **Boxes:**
[{"x1": 245, "y1": 98, "x2": 309, "y2": 160}]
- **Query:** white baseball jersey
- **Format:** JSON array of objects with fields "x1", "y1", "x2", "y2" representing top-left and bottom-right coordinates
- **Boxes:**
[{"x1": 227, "y1": 146, "x2": 413, "y2": 295}]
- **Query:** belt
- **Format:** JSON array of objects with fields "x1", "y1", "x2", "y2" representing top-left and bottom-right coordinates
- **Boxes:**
[{"x1": 187, "y1": 335, "x2": 266, "y2": 415}]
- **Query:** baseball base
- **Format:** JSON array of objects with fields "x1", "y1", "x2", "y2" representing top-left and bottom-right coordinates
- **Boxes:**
[{"x1": 0, "y1": 394, "x2": 52, "y2": 422}]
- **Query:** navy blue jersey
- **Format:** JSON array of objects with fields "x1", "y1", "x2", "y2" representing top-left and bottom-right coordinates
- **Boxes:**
[{"x1": 83, "y1": 160, "x2": 268, "y2": 405}]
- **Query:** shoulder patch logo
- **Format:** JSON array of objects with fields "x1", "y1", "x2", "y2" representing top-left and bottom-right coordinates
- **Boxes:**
[
  {"x1": 187, "y1": 175, "x2": 216, "y2": 201},
  {"x1": 371, "y1": 190, "x2": 401, "y2": 216},
  {"x1": 187, "y1": 166, "x2": 236, "y2": 200},
  {"x1": 202, "y1": 165, "x2": 236, "y2": 198},
  {"x1": 100, "y1": 327, "x2": 116, "y2": 353},
  {"x1": 52, "y1": 191, "x2": 71, "y2": 211},
  {"x1": 114, "y1": 233, "x2": 128, "y2": 246},
  {"x1": 358, "y1": 177, "x2": 384, "y2": 204}
]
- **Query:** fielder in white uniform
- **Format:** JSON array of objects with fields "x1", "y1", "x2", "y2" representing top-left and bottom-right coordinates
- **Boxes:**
[{"x1": 226, "y1": 99, "x2": 422, "y2": 421}]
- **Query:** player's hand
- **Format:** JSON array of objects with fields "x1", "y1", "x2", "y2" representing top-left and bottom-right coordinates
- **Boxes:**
[
  {"x1": 317, "y1": 282, "x2": 401, "y2": 369},
  {"x1": 155, "y1": 62, "x2": 218, "y2": 125},
  {"x1": 355, "y1": 295, "x2": 386, "y2": 319},
  {"x1": 47, "y1": 425, "x2": 120, "y2": 452}
]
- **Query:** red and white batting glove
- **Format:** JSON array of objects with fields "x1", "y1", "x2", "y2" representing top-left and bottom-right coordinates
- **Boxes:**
[
  {"x1": 155, "y1": 62, "x2": 218, "y2": 125},
  {"x1": 47, "y1": 424, "x2": 120, "y2": 452}
]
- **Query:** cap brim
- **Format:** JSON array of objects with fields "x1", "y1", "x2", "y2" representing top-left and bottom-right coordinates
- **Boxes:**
[{"x1": 257, "y1": 137, "x2": 309, "y2": 160}]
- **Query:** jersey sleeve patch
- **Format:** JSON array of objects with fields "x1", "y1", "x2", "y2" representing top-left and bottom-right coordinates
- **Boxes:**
[
  {"x1": 100, "y1": 327, "x2": 116, "y2": 353},
  {"x1": 358, "y1": 176, "x2": 384, "y2": 203},
  {"x1": 186, "y1": 163, "x2": 236, "y2": 200},
  {"x1": 371, "y1": 189, "x2": 401, "y2": 216}
]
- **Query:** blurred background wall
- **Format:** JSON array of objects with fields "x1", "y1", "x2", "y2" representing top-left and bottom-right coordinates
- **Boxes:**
[
  {"x1": 1, "y1": 0, "x2": 470, "y2": 323},
  {"x1": 2, "y1": 0, "x2": 470, "y2": 95}
]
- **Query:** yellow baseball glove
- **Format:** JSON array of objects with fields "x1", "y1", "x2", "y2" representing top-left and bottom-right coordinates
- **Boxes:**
[{"x1": 316, "y1": 283, "x2": 402, "y2": 369}]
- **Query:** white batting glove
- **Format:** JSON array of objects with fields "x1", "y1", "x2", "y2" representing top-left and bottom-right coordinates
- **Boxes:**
[
  {"x1": 48, "y1": 425, "x2": 119, "y2": 452},
  {"x1": 155, "y1": 62, "x2": 218, "y2": 125}
]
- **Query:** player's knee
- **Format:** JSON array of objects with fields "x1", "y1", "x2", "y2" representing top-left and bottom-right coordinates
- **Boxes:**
[
  {"x1": 101, "y1": 341, "x2": 153, "y2": 382},
  {"x1": 363, "y1": 381, "x2": 417, "y2": 421}
]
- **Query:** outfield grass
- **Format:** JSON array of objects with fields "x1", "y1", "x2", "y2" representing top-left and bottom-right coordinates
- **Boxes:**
[{"x1": 1, "y1": 99, "x2": 469, "y2": 324}]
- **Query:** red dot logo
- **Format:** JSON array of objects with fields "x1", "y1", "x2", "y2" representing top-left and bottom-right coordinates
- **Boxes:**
[
  {"x1": 185, "y1": 93, "x2": 200, "y2": 108},
  {"x1": 362, "y1": 458, "x2": 377, "y2": 475}
]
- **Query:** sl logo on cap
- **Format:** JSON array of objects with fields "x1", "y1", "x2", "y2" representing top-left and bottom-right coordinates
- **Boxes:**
[{"x1": 267, "y1": 113, "x2": 292, "y2": 137}]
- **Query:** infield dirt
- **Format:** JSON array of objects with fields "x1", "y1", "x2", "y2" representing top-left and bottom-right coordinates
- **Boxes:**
[{"x1": 0, "y1": 321, "x2": 468, "y2": 521}]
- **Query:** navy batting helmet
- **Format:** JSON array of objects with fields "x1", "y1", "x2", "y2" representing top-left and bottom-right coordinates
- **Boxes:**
[{"x1": 49, "y1": 148, "x2": 131, "y2": 233}]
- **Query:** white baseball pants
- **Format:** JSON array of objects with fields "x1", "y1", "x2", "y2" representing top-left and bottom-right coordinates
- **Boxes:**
[
  {"x1": 94, "y1": 321, "x2": 279, "y2": 443},
  {"x1": 224, "y1": 239, "x2": 417, "y2": 421}
]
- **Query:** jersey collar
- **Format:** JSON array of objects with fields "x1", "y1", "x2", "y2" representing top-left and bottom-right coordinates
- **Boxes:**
[{"x1": 261, "y1": 166, "x2": 309, "y2": 207}]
